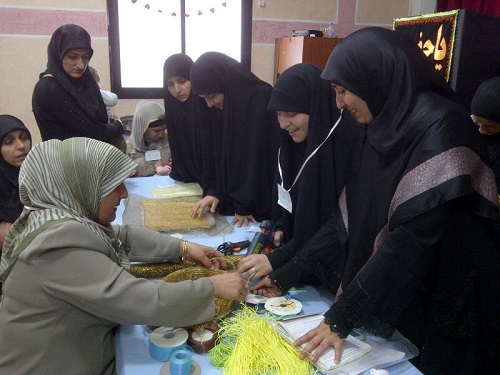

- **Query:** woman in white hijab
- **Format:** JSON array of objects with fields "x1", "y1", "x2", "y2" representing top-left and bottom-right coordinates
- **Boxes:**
[
  {"x1": 0, "y1": 137, "x2": 246, "y2": 374},
  {"x1": 127, "y1": 100, "x2": 172, "y2": 176}
]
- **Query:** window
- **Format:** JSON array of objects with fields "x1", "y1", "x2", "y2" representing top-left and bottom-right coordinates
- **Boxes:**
[{"x1": 107, "y1": 0, "x2": 252, "y2": 99}]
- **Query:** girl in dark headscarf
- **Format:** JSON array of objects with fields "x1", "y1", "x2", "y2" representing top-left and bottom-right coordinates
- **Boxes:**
[
  {"x1": 471, "y1": 76, "x2": 500, "y2": 194},
  {"x1": 190, "y1": 52, "x2": 280, "y2": 227},
  {"x1": 238, "y1": 63, "x2": 360, "y2": 295},
  {"x1": 163, "y1": 53, "x2": 211, "y2": 183},
  {"x1": 32, "y1": 24, "x2": 124, "y2": 149},
  {"x1": 293, "y1": 28, "x2": 499, "y2": 374},
  {"x1": 0, "y1": 115, "x2": 32, "y2": 250}
]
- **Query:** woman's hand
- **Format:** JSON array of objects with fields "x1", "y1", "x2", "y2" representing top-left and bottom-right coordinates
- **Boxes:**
[
  {"x1": 155, "y1": 160, "x2": 171, "y2": 176},
  {"x1": 192, "y1": 195, "x2": 219, "y2": 218},
  {"x1": 273, "y1": 230, "x2": 283, "y2": 247},
  {"x1": 293, "y1": 320, "x2": 345, "y2": 364},
  {"x1": 232, "y1": 214, "x2": 257, "y2": 227},
  {"x1": 183, "y1": 241, "x2": 227, "y2": 270},
  {"x1": 237, "y1": 254, "x2": 272, "y2": 282},
  {"x1": 249, "y1": 276, "x2": 282, "y2": 297},
  {"x1": 210, "y1": 272, "x2": 248, "y2": 301}
]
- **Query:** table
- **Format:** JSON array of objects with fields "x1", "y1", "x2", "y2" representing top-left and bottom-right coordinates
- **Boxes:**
[{"x1": 114, "y1": 176, "x2": 422, "y2": 375}]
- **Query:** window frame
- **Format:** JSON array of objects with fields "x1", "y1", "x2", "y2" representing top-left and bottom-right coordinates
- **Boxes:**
[{"x1": 106, "y1": 0, "x2": 252, "y2": 99}]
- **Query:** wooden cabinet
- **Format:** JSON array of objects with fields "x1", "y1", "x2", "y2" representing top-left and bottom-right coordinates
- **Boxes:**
[{"x1": 273, "y1": 36, "x2": 343, "y2": 83}]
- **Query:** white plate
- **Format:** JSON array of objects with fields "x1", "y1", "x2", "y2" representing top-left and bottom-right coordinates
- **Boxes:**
[
  {"x1": 264, "y1": 297, "x2": 302, "y2": 316},
  {"x1": 245, "y1": 293, "x2": 268, "y2": 305}
]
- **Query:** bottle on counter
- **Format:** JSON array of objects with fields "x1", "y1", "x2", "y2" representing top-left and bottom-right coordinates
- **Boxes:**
[{"x1": 326, "y1": 21, "x2": 335, "y2": 38}]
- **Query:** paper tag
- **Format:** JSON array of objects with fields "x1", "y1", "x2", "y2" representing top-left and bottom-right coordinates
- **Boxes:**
[
  {"x1": 277, "y1": 184, "x2": 292, "y2": 213},
  {"x1": 145, "y1": 150, "x2": 161, "y2": 161}
]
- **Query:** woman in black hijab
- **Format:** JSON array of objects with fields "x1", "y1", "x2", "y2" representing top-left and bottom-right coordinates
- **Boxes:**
[
  {"x1": 293, "y1": 28, "x2": 499, "y2": 374},
  {"x1": 190, "y1": 52, "x2": 280, "y2": 227},
  {"x1": 0, "y1": 115, "x2": 32, "y2": 250},
  {"x1": 238, "y1": 63, "x2": 360, "y2": 296},
  {"x1": 163, "y1": 53, "x2": 209, "y2": 183},
  {"x1": 471, "y1": 76, "x2": 500, "y2": 194},
  {"x1": 32, "y1": 24, "x2": 124, "y2": 149}
]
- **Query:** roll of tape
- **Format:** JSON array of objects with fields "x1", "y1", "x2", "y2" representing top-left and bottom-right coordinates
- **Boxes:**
[
  {"x1": 149, "y1": 326, "x2": 189, "y2": 361},
  {"x1": 170, "y1": 349, "x2": 192, "y2": 375},
  {"x1": 187, "y1": 321, "x2": 218, "y2": 354}
]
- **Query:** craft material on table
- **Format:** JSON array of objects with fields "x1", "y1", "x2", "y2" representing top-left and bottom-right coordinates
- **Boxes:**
[
  {"x1": 273, "y1": 313, "x2": 371, "y2": 373},
  {"x1": 187, "y1": 321, "x2": 219, "y2": 354},
  {"x1": 163, "y1": 266, "x2": 236, "y2": 326},
  {"x1": 264, "y1": 296, "x2": 303, "y2": 316},
  {"x1": 159, "y1": 349, "x2": 201, "y2": 375},
  {"x1": 150, "y1": 183, "x2": 203, "y2": 199},
  {"x1": 130, "y1": 254, "x2": 245, "y2": 279},
  {"x1": 141, "y1": 196, "x2": 214, "y2": 231},
  {"x1": 149, "y1": 327, "x2": 190, "y2": 362},
  {"x1": 245, "y1": 293, "x2": 268, "y2": 305},
  {"x1": 209, "y1": 305, "x2": 315, "y2": 374}
]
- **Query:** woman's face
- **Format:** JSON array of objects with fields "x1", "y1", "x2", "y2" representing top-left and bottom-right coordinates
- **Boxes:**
[
  {"x1": 144, "y1": 124, "x2": 167, "y2": 143},
  {"x1": 471, "y1": 115, "x2": 500, "y2": 136},
  {"x1": 166, "y1": 76, "x2": 191, "y2": 102},
  {"x1": 332, "y1": 84, "x2": 374, "y2": 125},
  {"x1": 62, "y1": 48, "x2": 92, "y2": 79},
  {"x1": 1, "y1": 130, "x2": 31, "y2": 168},
  {"x1": 99, "y1": 182, "x2": 128, "y2": 225},
  {"x1": 277, "y1": 112, "x2": 310, "y2": 143},
  {"x1": 200, "y1": 93, "x2": 224, "y2": 110}
]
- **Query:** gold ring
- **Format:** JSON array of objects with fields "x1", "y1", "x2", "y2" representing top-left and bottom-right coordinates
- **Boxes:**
[{"x1": 251, "y1": 267, "x2": 256, "y2": 273}]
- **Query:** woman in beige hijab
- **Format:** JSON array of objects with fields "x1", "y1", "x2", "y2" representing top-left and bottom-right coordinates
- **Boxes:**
[{"x1": 0, "y1": 137, "x2": 246, "y2": 374}]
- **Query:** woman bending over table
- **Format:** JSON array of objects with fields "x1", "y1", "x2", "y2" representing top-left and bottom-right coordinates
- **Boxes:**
[
  {"x1": 294, "y1": 27, "x2": 499, "y2": 375},
  {"x1": 189, "y1": 52, "x2": 280, "y2": 227},
  {"x1": 238, "y1": 63, "x2": 360, "y2": 297}
]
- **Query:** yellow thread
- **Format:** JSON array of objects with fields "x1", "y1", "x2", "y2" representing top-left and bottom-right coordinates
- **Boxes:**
[{"x1": 209, "y1": 305, "x2": 316, "y2": 374}]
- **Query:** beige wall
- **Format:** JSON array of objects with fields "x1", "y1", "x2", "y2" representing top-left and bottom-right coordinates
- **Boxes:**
[{"x1": 0, "y1": 0, "x2": 427, "y2": 145}]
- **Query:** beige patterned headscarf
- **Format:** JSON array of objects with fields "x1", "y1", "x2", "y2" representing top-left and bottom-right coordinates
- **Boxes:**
[
  {"x1": 130, "y1": 100, "x2": 167, "y2": 151},
  {"x1": 0, "y1": 137, "x2": 137, "y2": 282}
]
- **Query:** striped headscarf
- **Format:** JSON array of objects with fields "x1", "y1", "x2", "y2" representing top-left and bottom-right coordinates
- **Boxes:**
[{"x1": 0, "y1": 137, "x2": 137, "y2": 282}]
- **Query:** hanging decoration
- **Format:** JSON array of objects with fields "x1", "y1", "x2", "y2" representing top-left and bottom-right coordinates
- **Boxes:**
[{"x1": 130, "y1": 0, "x2": 229, "y2": 17}]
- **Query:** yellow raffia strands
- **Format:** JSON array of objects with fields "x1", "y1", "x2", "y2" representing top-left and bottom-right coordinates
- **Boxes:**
[{"x1": 209, "y1": 305, "x2": 316, "y2": 375}]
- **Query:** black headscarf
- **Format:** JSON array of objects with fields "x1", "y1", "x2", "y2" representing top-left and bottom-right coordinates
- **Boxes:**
[
  {"x1": 471, "y1": 77, "x2": 500, "y2": 122},
  {"x1": 267, "y1": 63, "x2": 358, "y2": 251},
  {"x1": 0, "y1": 115, "x2": 31, "y2": 223},
  {"x1": 471, "y1": 77, "x2": 500, "y2": 192},
  {"x1": 322, "y1": 27, "x2": 499, "y2": 290},
  {"x1": 266, "y1": 63, "x2": 360, "y2": 293},
  {"x1": 190, "y1": 52, "x2": 280, "y2": 220},
  {"x1": 37, "y1": 24, "x2": 108, "y2": 126},
  {"x1": 163, "y1": 54, "x2": 205, "y2": 182}
]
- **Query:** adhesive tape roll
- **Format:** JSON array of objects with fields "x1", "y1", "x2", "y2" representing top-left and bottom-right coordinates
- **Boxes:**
[
  {"x1": 187, "y1": 321, "x2": 218, "y2": 354},
  {"x1": 149, "y1": 327, "x2": 189, "y2": 361}
]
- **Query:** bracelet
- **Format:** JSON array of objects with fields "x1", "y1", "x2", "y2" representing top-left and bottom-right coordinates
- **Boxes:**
[{"x1": 180, "y1": 240, "x2": 189, "y2": 261}]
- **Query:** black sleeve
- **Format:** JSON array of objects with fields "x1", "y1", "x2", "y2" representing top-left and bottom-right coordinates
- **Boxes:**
[
  {"x1": 324, "y1": 203, "x2": 450, "y2": 338},
  {"x1": 267, "y1": 211, "x2": 347, "y2": 295},
  {"x1": 34, "y1": 78, "x2": 123, "y2": 142}
]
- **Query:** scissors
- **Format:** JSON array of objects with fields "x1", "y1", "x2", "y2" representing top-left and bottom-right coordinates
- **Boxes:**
[{"x1": 217, "y1": 240, "x2": 251, "y2": 255}]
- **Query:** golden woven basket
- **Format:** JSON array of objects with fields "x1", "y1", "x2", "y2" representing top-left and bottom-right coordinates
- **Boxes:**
[
  {"x1": 130, "y1": 255, "x2": 245, "y2": 279},
  {"x1": 163, "y1": 265, "x2": 236, "y2": 321}
]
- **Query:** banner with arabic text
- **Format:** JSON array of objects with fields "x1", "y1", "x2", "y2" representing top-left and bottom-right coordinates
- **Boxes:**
[{"x1": 393, "y1": 10, "x2": 459, "y2": 82}]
